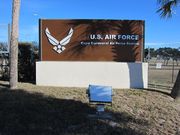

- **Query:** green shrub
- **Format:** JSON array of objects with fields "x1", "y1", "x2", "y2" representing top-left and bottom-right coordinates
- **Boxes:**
[{"x1": 18, "y1": 42, "x2": 38, "y2": 82}]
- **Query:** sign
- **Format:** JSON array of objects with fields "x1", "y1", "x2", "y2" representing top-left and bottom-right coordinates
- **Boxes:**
[
  {"x1": 88, "y1": 84, "x2": 112, "y2": 103},
  {"x1": 156, "y1": 63, "x2": 162, "y2": 69},
  {"x1": 40, "y1": 19, "x2": 145, "y2": 62}
]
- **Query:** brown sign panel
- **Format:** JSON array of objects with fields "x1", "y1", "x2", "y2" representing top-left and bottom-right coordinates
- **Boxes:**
[{"x1": 40, "y1": 19, "x2": 144, "y2": 62}]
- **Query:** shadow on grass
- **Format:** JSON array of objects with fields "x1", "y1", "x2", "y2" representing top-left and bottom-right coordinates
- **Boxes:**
[
  {"x1": 144, "y1": 88, "x2": 171, "y2": 97},
  {"x1": 145, "y1": 84, "x2": 171, "y2": 97},
  {"x1": 0, "y1": 88, "x2": 148, "y2": 135}
]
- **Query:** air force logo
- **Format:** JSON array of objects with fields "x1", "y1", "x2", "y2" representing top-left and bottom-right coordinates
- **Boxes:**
[{"x1": 45, "y1": 28, "x2": 74, "y2": 54}]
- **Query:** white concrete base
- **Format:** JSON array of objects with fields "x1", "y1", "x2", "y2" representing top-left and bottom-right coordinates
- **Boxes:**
[{"x1": 36, "y1": 62, "x2": 148, "y2": 89}]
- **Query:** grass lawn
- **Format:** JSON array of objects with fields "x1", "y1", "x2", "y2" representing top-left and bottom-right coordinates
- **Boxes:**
[
  {"x1": 0, "y1": 81, "x2": 180, "y2": 135},
  {"x1": 148, "y1": 58, "x2": 180, "y2": 90}
]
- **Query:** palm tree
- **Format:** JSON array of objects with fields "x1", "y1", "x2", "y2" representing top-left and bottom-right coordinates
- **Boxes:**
[
  {"x1": 9, "y1": 0, "x2": 21, "y2": 89},
  {"x1": 157, "y1": 0, "x2": 180, "y2": 101},
  {"x1": 157, "y1": 0, "x2": 180, "y2": 17}
]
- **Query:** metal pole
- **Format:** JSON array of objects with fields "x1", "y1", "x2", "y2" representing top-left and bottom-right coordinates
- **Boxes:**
[
  {"x1": 8, "y1": 24, "x2": 11, "y2": 53},
  {"x1": 172, "y1": 59, "x2": 174, "y2": 83}
]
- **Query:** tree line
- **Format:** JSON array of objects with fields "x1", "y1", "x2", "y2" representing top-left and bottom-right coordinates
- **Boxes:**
[{"x1": 145, "y1": 47, "x2": 180, "y2": 58}]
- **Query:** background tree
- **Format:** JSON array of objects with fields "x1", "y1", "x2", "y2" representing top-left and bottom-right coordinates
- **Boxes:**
[
  {"x1": 157, "y1": 0, "x2": 180, "y2": 100},
  {"x1": 18, "y1": 42, "x2": 37, "y2": 82},
  {"x1": 9, "y1": 0, "x2": 21, "y2": 89}
]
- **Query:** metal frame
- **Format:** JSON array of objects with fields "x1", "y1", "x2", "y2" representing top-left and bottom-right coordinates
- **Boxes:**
[{"x1": 141, "y1": 21, "x2": 145, "y2": 62}]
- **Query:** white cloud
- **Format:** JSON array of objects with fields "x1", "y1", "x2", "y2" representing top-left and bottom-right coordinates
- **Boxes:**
[
  {"x1": 33, "y1": 13, "x2": 38, "y2": 16},
  {"x1": 145, "y1": 42, "x2": 180, "y2": 48}
]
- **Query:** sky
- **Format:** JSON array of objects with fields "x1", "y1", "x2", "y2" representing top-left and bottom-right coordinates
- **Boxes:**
[{"x1": 0, "y1": 0, "x2": 180, "y2": 49}]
